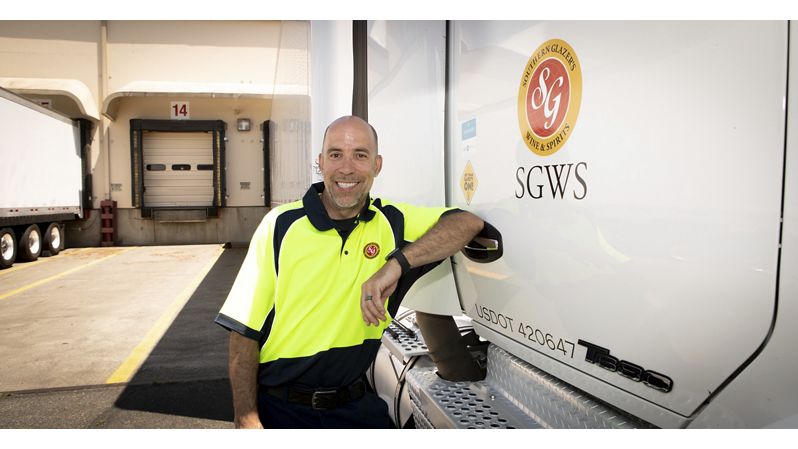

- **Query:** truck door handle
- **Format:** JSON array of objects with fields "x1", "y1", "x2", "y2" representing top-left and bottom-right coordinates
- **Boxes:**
[
  {"x1": 461, "y1": 221, "x2": 503, "y2": 263},
  {"x1": 465, "y1": 237, "x2": 500, "y2": 251}
]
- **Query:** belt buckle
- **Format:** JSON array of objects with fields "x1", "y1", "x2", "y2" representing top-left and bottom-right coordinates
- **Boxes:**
[{"x1": 311, "y1": 389, "x2": 338, "y2": 410}]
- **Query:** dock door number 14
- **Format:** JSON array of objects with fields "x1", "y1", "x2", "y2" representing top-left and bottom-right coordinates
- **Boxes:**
[{"x1": 171, "y1": 102, "x2": 190, "y2": 120}]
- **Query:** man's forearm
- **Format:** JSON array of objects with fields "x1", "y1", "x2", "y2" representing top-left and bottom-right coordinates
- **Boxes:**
[
  {"x1": 402, "y1": 211, "x2": 484, "y2": 268},
  {"x1": 229, "y1": 331, "x2": 263, "y2": 428},
  {"x1": 359, "y1": 210, "x2": 484, "y2": 325}
]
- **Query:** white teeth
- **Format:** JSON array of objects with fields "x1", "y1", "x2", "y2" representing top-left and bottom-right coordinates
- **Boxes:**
[{"x1": 337, "y1": 182, "x2": 357, "y2": 189}]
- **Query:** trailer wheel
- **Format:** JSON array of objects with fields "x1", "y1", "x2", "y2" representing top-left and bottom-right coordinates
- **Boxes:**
[
  {"x1": 18, "y1": 224, "x2": 42, "y2": 262},
  {"x1": 0, "y1": 228, "x2": 16, "y2": 269},
  {"x1": 43, "y1": 222, "x2": 63, "y2": 256}
]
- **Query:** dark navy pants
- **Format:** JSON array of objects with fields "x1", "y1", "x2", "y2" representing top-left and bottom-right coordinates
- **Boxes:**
[{"x1": 258, "y1": 389, "x2": 393, "y2": 429}]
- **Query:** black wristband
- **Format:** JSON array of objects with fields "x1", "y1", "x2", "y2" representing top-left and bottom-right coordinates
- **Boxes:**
[{"x1": 386, "y1": 248, "x2": 411, "y2": 275}]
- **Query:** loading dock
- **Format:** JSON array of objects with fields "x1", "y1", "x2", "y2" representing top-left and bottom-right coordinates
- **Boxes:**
[
  {"x1": 3, "y1": 20, "x2": 311, "y2": 247},
  {"x1": 0, "y1": 244, "x2": 246, "y2": 428}
]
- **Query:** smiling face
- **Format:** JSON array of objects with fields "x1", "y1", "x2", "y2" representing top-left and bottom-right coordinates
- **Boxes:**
[{"x1": 318, "y1": 116, "x2": 382, "y2": 220}]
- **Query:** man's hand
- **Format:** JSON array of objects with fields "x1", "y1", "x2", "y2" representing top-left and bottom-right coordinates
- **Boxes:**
[
  {"x1": 361, "y1": 258, "x2": 402, "y2": 325},
  {"x1": 358, "y1": 211, "x2": 484, "y2": 325},
  {"x1": 235, "y1": 412, "x2": 265, "y2": 429}
]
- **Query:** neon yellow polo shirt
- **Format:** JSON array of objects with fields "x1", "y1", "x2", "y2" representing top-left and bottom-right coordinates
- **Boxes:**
[{"x1": 215, "y1": 182, "x2": 458, "y2": 388}]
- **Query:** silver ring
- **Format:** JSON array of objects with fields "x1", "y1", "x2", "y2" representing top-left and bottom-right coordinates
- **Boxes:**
[{"x1": 365, "y1": 295, "x2": 373, "y2": 301}]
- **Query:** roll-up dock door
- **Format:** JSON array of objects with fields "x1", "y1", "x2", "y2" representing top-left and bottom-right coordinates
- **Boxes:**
[
  {"x1": 143, "y1": 131, "x2": 214, "y2": 207},
  {"x1": 130, "y1": 119, "x2": 226, "y2": 218}
]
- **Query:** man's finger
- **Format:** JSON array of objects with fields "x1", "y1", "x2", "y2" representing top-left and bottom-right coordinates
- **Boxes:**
[
  {"x1": 363, "y1": 293, "x2": 378, "y2": 325},
  {"x1": 360, "y1": 284, "x2": 374, "y2": 324},
  {"x1": 374, "y1": 294, "x2": 388, "y2": 321},
  {"x1": 361, "y1": 294, "x2": 374, "y2": 325},
  {"x1": 362, "y1": 290, "x2": 381, "y2": 325},
  {"x1": 370, "y1": 299, "x2": 385, "y2": 324},
  {"x1": 367, "y1": 293, "x2": 387, "y2": 325},
  {"x1": 370, "y1": 293, "x2": 387, "y2": 323}
]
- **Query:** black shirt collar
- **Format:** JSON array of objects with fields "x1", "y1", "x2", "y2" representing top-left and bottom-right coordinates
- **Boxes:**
[{"x1": 303, "y1": 182, "x2": 377, "y2": 231}]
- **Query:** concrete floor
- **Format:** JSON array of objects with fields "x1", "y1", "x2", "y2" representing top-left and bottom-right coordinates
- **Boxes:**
[{"x1": 0, "y1": 244, "x2": 246, "y2": 428}]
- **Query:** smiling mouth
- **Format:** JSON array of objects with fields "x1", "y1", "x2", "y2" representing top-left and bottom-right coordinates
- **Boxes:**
[{"x1": 336, "y1": 181, "x2": 359, "y2": 190}]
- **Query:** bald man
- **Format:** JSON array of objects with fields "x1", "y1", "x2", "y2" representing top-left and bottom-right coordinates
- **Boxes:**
[{"x1": 216, "y1": 116, "x2": 484, "y2": 428}]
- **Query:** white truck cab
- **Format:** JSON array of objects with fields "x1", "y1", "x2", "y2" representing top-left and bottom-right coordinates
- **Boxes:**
[{"x1": 312, "y1": 20, "x2": 797, "y2": 428}]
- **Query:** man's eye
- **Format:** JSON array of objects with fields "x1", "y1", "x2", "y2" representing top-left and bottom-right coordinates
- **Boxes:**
[
  {"x1": 329, "y1": 153, "x2": 341, "y2": 159},
  {"x1": 356, "y1": 153, "x2": 368, "y2": 159}
]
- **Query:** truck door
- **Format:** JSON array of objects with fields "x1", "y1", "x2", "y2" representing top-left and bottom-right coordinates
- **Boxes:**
[{"x1": 448, "y1": 21, "x2": 787, "y2": 423}]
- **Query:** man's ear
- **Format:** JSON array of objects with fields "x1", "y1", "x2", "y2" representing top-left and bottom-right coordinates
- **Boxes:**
[
  {"x1": 375, "y1": 154, "x2": 383, "y2": 176},
  {"x1": 317, "y1": 152, "x2": 323, "y2": 171}
]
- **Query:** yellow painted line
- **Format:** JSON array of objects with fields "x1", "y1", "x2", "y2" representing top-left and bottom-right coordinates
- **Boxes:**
[
  {"x1": 105, "y1": 245, "x2": 226, "y2": 384},
  {"x1": 0, "y1": 247, "x2": 93, "y2": 278},
  {"x1": 0, "y1": 247, "x2": 137, "y2": 301},
  {"x1": 0, "y1": 258, "x2": 48, "y2": 277}
]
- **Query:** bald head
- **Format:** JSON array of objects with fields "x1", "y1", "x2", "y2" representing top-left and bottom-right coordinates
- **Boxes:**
[
  {"x1": 317, "y1": 115, "x2": 383, "y2": 219},
  {"x1": 322, "y1": 116, "x2": 379, "y2": 154}
]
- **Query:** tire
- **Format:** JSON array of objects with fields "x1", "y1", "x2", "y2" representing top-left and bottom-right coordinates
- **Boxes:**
[
  {"x1": 0, "y1": 227, "x2": 16, "y2": 269},
  {"x1": 43, "y1": 222, "x2": 63, "y2": 256},
  {"x1": 18, "y1": 224, "x2": 42, "y2": 262}
]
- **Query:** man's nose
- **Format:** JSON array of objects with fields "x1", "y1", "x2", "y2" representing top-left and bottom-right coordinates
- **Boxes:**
[{"x1": 337, "y1": 155, "x2": 356, "y2": 173}]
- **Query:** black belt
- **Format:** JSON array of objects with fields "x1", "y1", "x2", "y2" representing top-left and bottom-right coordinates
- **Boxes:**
[{"x1": 265, "y1": 379, "x2": 366, "y2": 410}]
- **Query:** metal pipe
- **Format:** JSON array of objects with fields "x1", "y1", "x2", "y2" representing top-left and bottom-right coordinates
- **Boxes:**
[
  {"x1": 415, "y1": 311, "x2": 484, "y2": 381},
  {"x1": 99, "y1": 20, "x2": 110, "y2": 202}
]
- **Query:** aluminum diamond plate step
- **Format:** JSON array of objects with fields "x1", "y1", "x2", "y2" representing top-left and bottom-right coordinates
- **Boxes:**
[
  {"x1": 407, "y1": 368, "x2": 540, "y2": 429},
  {"x1": 406, "y1": 344, "x2": 655, "y2": 429}
]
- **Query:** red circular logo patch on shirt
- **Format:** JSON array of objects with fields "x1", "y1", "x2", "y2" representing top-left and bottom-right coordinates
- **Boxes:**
[{"x1": 364, "y1": 243, "x2": 380, "y2": 259}]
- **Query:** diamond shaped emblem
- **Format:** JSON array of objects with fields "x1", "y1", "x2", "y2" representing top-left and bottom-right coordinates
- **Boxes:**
[{"x1": 460, "y1": 161, "x2": 478, "y2": 205}]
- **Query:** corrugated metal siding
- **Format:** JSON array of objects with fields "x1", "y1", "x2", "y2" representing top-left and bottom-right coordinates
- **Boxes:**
[{"x1": 142, "y1": 131, "x2": 213, "y2": 207}]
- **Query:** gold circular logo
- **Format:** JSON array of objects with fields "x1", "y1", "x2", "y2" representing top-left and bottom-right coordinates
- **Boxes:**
[
  {"x1": 518, "y1": 39, "x2": 582, "y2": 156},
  {"x1": 364, "y1": 243, "x2": 380, "y2": 259}
]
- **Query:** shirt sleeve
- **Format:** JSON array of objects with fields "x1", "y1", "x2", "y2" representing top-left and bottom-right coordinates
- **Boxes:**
[
  {"x1": 389, "y1": 202, "x2": 461, "y2": 242},
  {"x1": 214, "y1": 211, "x2": 277, "y2": 341}
]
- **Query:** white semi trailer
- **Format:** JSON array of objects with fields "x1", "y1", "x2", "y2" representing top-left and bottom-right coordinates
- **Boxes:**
[
  {"x1": 0, "y1": 87, "x2": 86, "y2": 269},
  {"x1": 321, "y1": 21, "x2": 798, "y2": 428}
]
